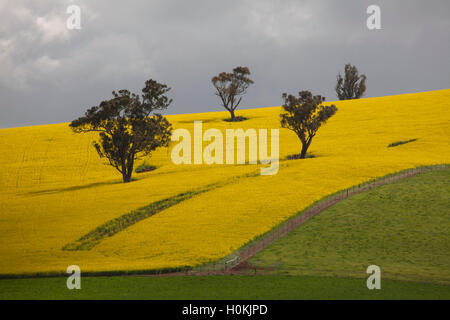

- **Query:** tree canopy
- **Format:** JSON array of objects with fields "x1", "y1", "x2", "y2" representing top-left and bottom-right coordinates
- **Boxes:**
[
  {"x1": 211, "y1": 66, "x2": 253, "y2": 121},
  {"x1": 280, "y1": 91, "x2": 337, "y2": 159},
  {"x1": 335, "y1": 64, "x2": 367, "y2": 100},
  {"x1": 70, "y1": 79, "x2": 172, "y2": 183}
]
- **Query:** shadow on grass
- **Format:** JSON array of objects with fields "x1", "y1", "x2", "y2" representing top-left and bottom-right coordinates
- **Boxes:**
[
  {"x1": 222, "y1": 116, "x2": 249, "y2": 122},
  {"x1": 26, "y1": 179, "x2": 124, "y2": 195},
  {"x1": 285, "y1": 153, "x2": 317, "y2": 160}
]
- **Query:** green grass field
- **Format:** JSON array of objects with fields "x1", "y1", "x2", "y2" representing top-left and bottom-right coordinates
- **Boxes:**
[
  {"x1": 250, "y1": 168, "x2": 450, "y2": 284},
  {"x1": 1, "y1": 275, "x2": 449, "y2": 300},
  {"x1": 1, "y1": 168, "x2": 448, "y2": 299}
]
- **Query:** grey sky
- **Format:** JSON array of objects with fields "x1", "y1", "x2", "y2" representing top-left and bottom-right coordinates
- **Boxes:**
[{"x1": 0, "y1": 0, "x2": 449, "y2": 128}]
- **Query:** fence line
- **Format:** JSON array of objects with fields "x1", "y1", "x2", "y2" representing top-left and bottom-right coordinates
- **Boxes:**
[{"x1": 187, "y1": 164, "x2": 447, "y2": 275}]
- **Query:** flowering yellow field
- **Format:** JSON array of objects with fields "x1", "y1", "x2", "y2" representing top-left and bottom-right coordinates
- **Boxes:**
[{"x1": 0, "y1": 89, "x2": 449, "y2": 276}]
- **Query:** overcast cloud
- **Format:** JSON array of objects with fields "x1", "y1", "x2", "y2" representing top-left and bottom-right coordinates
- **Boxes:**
[{"x1": 0, "y1": 0, "x2": 449, "y2": 128}]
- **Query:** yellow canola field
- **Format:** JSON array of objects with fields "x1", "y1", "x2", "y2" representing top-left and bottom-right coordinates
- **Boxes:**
[{"x1": 0, "y1": 89, "x2": 449, "y2": 275}]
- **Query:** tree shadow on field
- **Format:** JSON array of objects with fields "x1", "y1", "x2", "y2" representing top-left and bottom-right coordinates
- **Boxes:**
[{"x1": 26, "y1": 179, "x2": 124, "y2": 196}]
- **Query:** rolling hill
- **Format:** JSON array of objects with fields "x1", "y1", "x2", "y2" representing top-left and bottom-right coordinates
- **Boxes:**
[{"x1": 0, "y1": 89, "x2": 449, "y2": 276}]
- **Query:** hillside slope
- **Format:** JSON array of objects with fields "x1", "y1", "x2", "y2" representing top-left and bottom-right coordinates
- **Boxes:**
[
  {"x1": 0, "y1": 89, "x2": 449, "y2": 275},
  {"x1": 250, "y1": 168, "x2": 450, "y2": 284}
]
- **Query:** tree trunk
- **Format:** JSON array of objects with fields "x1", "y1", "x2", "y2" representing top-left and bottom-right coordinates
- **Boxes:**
[
  {"x1": 123, "y1": 157, "x2": 134, "y2": 183},
  {"x1": 122, "y1": 170, "x2": 132, "y2": 183},
  {"x1": 121, "y1": 161, "x2": 133, "y2": 183},
  {"x1": 300, "y1": 138, "x2": 313, "y2": 159},
  {"x1": 229, "y1": 109, "x2": 236, "y2": 121},
  {"x1": 299, "y1": 143, "x2": 308, "y2": 159}
]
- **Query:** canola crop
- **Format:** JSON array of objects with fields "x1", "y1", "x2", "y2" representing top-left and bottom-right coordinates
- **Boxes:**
[{"x1": 0, "y1": 90, "x2": 449, "y2": 276}]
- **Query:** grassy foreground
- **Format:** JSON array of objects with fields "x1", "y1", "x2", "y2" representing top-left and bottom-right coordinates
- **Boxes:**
[
  {"x1": 1, "y1": 168, "x2": 449, "y2": 300},
  {"x1": 250, "y1": 168, "x2": 450, "y2": 284},
  {"x1": 1, "y1": 275, "x2": 449, "y2": 300}
]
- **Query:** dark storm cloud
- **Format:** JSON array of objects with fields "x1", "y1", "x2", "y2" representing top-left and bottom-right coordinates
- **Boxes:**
[{"x1": 0, "y1": 0, "x2": 449, "y2": 128}]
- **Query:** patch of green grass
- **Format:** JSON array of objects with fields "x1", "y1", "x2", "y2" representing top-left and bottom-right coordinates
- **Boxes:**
[
  {"x1": 388, "y1": 138, "x2": 418, "y2": 147},
  {"x1": 0, "y1": 275, "x2": 449, "y2": 300},
  {"x1": 250, "y1": 168, "x2": 450, "y2": 284}
]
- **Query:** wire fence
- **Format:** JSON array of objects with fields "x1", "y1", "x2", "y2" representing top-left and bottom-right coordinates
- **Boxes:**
[{"x1": 186, "y1": 164, "x2": 448, "y2": 275}]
